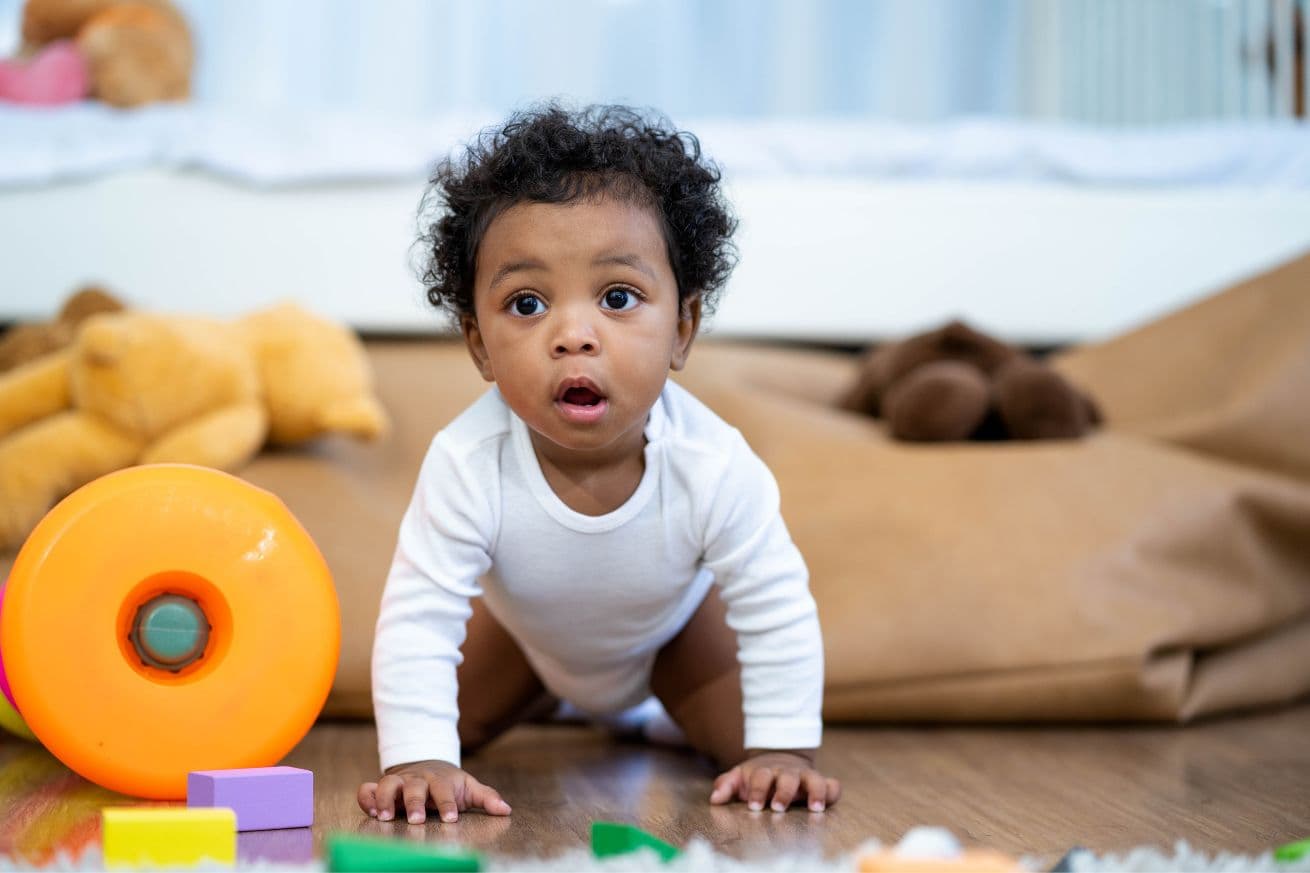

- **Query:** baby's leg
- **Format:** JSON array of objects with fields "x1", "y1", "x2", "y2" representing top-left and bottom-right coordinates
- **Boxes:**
[
  {"x1": 456, "y1": 598, "x2": 556, "y2": 755},
  {"x1": 649, "y1": 586, "x2": 745, "y2": 769}
]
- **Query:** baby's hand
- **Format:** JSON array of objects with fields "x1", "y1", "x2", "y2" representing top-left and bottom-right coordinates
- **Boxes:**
[
  {"x1": 709, "y1": 750, "x2": 841, "y2": 813},
  {"x1": 357, "y1": 759, "x2": 512, "y2": 824}
]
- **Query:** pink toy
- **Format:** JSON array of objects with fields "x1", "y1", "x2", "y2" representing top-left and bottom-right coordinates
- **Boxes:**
[
  {"x1": 0, "y1": 40, "x2": 90, "y2": 106},
  {"x1": 0, "y1": 582, "x2": 15, "y2": 709}
]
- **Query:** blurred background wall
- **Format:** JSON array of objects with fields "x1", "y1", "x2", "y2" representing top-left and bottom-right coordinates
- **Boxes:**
[
  {"x1": 1, "y1": 0, "x2": 1308, "y2": 343},
  {"x1": 3, "y1": 0, "x2": 1300, "y2": 123}
]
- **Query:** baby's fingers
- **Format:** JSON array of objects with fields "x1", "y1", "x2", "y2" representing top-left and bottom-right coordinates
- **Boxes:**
[
  {"x1": 463, "y1": 777, "x2": 512, "y2": 816},
  {"x1": 710, "y1": 767, "x2": 742, "y2": 805},
  {"x1": 374, "y1": 774, "x2": 405, "y2": 822},
  {"x1": 801, "y1": 770, "x2": 831, "y2": 812},
  {"x1": 402, "y1": 776, "x2": 432, "y2": 824},
  {"x1": 357, "y1": 782, "x2": 379, "y2": 817},
  {"x1": 770, "y1": 770, "x2": 801, "y2": 812},
  {"x1": 426, "y1": 776, "x2": 460, "y2": 823},
  {"x1": 746, "y1": 767, "x2": 775, "y2": 812}
]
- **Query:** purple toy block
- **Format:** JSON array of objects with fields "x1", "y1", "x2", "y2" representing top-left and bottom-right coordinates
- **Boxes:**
[{"x1": 187, "y1": 766, "x2": 313, "y2": 831}]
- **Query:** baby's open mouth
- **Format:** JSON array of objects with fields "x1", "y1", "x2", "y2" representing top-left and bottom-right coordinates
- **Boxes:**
[
  {"x1": 554, "y1": 379, "x2": 608, "y2": 423},
  {"x1": 561, "y1": 386, "x2": 604, "y2": 407}
]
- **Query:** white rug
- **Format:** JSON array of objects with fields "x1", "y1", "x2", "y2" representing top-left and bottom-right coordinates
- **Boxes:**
[{"x1": 5, "y1": 834, "x2": 1310, "y2": 871}]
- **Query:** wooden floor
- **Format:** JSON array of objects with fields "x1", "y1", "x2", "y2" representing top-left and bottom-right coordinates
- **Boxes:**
[{"x1": 3, "y1": 704, "x2": 1310, "y2": 868}]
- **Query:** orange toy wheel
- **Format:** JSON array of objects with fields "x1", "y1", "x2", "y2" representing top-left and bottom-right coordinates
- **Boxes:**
[{"x1": 0, "y1": 464, "x2": 340, "y2": 799}]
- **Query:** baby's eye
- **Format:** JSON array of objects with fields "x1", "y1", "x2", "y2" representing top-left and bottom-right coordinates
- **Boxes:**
[
  {"x1": 508, "y1": 294, "x2": 546, "y2": 317},
  {"x1": 601, "y1": 287, "x2": 641, "y2": 312}
]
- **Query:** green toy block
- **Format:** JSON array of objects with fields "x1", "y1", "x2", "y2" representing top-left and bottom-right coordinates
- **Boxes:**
[
  {"x1": 1275, "y1": 838, "x2": 1310, "y2": 863},
  {"x1": 590, "y1": 821, "x2": 680, "y2": 862},
  {"x1": 326, "y1": 834, "x2": 482, "y2": 872}
]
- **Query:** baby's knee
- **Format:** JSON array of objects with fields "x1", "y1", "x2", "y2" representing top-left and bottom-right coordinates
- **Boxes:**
[
  {"x1": 658, "y1": 670, "x2": 745, "y2": 768},
  {"x1": 458, "y1": 719, "x2": 495, "y2": 755},
  {"x1": 457, "y1": 690, "x2": 558, "y2": 755}
]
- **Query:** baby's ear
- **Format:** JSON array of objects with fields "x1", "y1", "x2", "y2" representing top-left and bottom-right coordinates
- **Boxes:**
[
  {"x1": 670, "y1": 294, "x2": 702, "y2": 371},
  {"x1": 460, "y1": 315, "x2": 495, "y2": 382}
]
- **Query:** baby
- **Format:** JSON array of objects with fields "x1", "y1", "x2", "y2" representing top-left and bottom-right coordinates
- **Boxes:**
[{"x1": 358, "y1": 104, "x2": 839, "y2": 825}]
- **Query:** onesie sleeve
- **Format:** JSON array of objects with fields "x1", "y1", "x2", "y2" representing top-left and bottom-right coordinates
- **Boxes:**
[
  {"x1": 700, "y1": 433, "x2": 824, "y2": 753},
  {"x1": 372, "y1": 433, "x2": 497, "y2": 771}
]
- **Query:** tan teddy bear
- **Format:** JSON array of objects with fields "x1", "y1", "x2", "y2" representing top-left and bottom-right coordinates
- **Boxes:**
[
  {"x1": 0, "y1": 303, "x2": 388, "y2": 551},
  {"x1": 0, "y1": 286, "x2": 126, "y2": 373},
  {"x1": 19, "y1": 0, "x2": 192, "y2": 107}
]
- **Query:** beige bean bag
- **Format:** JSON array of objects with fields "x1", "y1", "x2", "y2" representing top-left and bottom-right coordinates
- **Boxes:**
[
  {"x1": 5, "y1": 251, "x2": 1308, "y2": 723},
  {"x1": 693, "y1": 253, "x2": 1310, "y2": 723}
]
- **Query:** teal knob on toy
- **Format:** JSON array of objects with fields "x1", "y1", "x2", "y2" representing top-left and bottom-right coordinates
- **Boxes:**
[{"x1": 128, "y1": 594, "x2": 211, "y2": 671}]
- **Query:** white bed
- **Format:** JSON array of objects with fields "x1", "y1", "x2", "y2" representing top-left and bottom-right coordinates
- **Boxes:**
[{"x1": 3, "y1": 107, "x2": 1309, "y2": 344}]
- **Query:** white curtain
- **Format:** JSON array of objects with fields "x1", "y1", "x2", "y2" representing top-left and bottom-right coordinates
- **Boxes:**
[
  {"x1": 162, "y1": 0, "x2": 1023, "y2": 120},
  {"x1": 4, "y1": 1, "x2": 1304, "y2": 124}
]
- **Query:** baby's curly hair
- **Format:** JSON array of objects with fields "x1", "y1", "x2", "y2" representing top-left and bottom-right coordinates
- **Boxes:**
[{"x1": 418, "y1": 103, "x2": 737, "y2": 323}]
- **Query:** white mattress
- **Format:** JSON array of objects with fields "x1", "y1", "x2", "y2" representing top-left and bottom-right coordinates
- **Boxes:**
[
  {"x1": 4, "y1": 106, "x2": 1310, "y2": 188},
  {"x1": 3, "y1": 109, "x2": 1310, "y2": 343}
]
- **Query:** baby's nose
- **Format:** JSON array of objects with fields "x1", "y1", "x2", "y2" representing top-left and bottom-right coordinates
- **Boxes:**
[
  {"x1": 556, "y1": 339, "x2": 596, "y2": 355},
  {"x1": 552, "y1": 309, "x2": 599, "y2": 355}
]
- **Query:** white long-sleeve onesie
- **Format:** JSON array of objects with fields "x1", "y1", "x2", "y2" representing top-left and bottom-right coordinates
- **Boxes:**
[{"x1": 372, "y1": 381, "x2": 824, "y2": 770}]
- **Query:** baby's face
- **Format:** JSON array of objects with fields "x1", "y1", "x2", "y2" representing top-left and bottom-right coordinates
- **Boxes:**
[{"x1": 463, "y1": 195, "x2": 699, "y2": 462}]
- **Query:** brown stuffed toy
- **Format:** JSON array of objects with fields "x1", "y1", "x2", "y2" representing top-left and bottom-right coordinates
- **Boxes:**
[
  {"x1": 0, "y1": 285, "x2": 125, "y2": 372},
  {"x1": 19, "y1": 0, "x2": 192, "y2": 107},
  {"x1": 838, "y1": 320, "x2": 1101, "y2": 442}
]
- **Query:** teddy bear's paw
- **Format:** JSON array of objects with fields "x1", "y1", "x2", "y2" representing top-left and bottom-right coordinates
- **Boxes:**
[
  {"x1": 993, "y1": 358, "x2": 1094, "y2": 440},
  {"x1": 316, "y1": 395, "x2": 389, "y2": 442},
  {"x1": 77, "y1": 2, "x2": 191, "y2": 107},
  {"x1": 0, "y1": 462, "x2": 53, "y2": 553},
  {"x1": 884, "y1": 360, "x2": 991, "y2": 442}
]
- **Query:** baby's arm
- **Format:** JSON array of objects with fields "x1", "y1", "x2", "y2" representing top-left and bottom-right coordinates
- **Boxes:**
[
  {"x1": 363, "y1": 434, "x2": 508, "y2": 823},
  {"x1": 699, "y1": 435, "x2": 838, "y2": 811}
]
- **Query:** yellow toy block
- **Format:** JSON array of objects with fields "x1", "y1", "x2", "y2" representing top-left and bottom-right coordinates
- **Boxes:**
[{"x1": 102, "y1": 807, "x2": 237, "y2": 869}]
